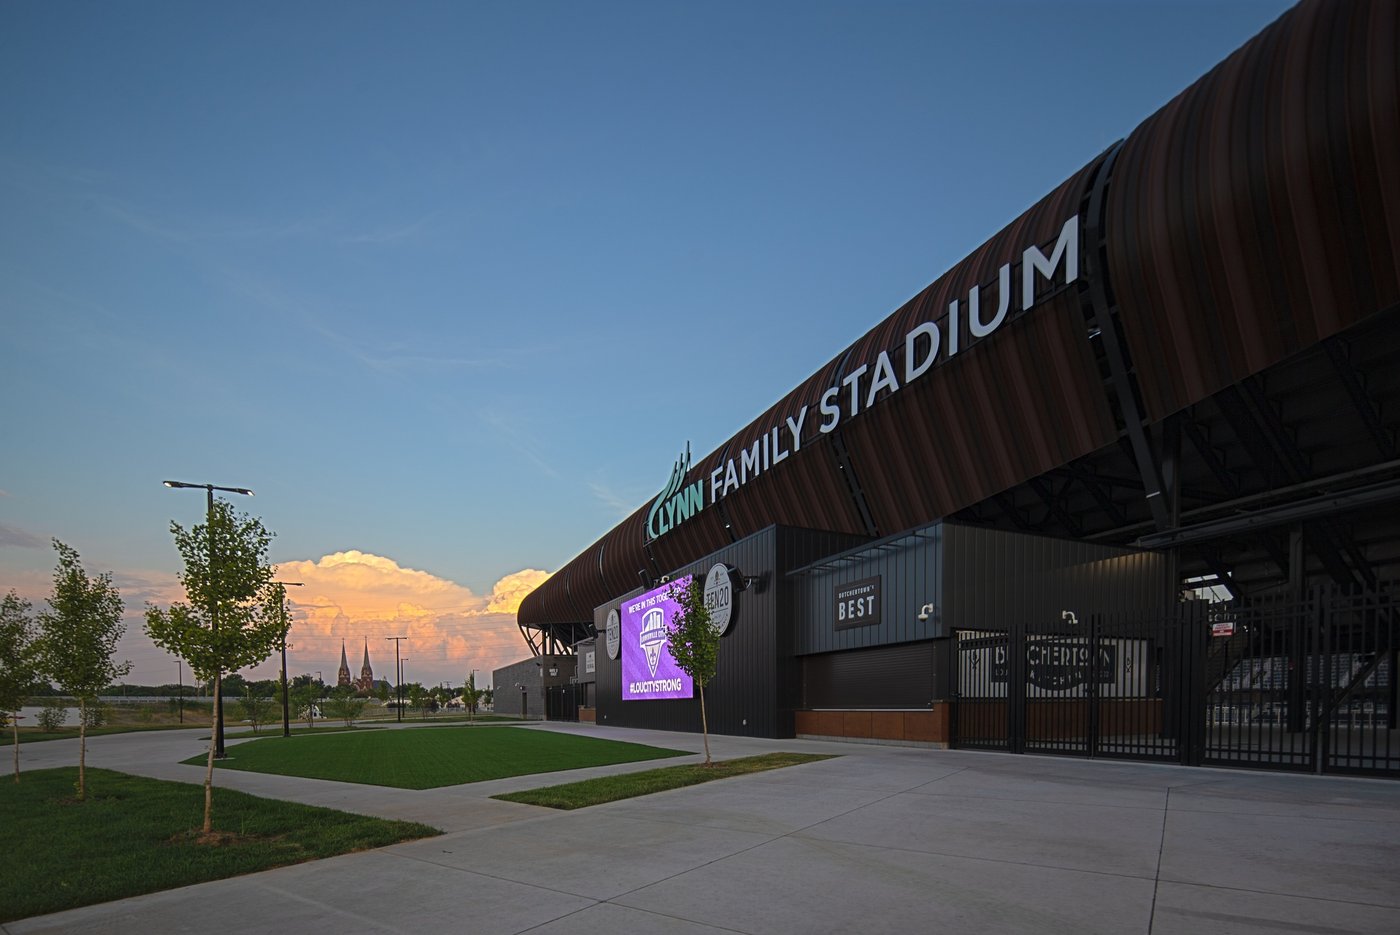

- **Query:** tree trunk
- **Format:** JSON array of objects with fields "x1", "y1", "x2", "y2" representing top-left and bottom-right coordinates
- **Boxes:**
[
  {"x1": 202, "y1": 726, "x2": 216, "y2": 834},
  {"x1": 12, "y1": 717, "x2": 19, "y2": 783},
  {"x1": 77, "y1": 697, "x2": 87, "y2": 800},
  {"x1": 699, "y1": 681, "x2": 711, "y2": 767}
]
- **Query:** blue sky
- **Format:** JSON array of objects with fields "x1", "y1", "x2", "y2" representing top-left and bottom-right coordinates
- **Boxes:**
[{"x1": 1, "y1": 0, "x2": 1294, "y2": 686}]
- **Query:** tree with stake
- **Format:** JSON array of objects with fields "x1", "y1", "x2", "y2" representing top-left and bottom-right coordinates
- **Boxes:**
[
  {"x1": 0, "y1": 591, "x2": 44, "y2": 782},
  {"x1": 461, "y1": 671, "x2": 482, "y2": 723},
  {"x1": 291, "y1": 680, "x2": 319, "y2": 729},
  {"x1": 667, "y1": 576, "x2": 722, "y2": 767},
  {"x1": 35, "y1": 541, "x2": 130, "y2": 799},
  {"x1": 145, "y1": 499, "x2": 282, "y2": 835}
]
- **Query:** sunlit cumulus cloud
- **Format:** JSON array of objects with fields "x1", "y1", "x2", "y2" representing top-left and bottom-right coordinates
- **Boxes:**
[
  {"x1": 486, "y1": 569, "x2": 552, "y2": 614},
  {"x1": 259, "y1": 551, "x2": 550, "y2": 687}
]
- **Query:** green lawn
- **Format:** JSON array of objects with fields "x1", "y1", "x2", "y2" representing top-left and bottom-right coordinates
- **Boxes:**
[
  {"x1": 0, "y1": 767, "x2": 439, "y2": 923},
  {"x1": 186, "y1": 726, "x2": 687, "y2": 789},
  {"x1": 494, "y1": 752, "x2": 837, "y2": 809}
]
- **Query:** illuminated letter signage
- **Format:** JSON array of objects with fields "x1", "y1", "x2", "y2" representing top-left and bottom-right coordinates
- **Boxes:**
[
  {"x1": 834, "y1": 576, "x2": 881, "y2": 630},
  {"x1": 647, "y1": 216, "x2": 1081, "y2": 540}
]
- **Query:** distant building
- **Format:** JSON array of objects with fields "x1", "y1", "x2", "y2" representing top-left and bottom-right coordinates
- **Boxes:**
[
  {"x1": 335, "y1": 639, "x2": 376, "y2": 696},
  {"x1": 336, "y1": 640, "x2": 352, "y2": 689},
  {"x1": 355, "y1": 640, "x2": 375, "y2": 695}
]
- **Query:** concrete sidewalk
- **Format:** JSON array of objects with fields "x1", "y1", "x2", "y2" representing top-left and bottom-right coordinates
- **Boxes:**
[{"x1": 5, "y1": 724, "x2": 1399, "y2": 934}]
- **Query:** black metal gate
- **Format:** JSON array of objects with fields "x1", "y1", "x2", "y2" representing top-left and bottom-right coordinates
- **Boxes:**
[
  {"x1": 953, "y1": 584, "x2": 1399, "y2": 778},
  {"x1": 546, "y1": 683, "x2": 587, "y2": 722},
  {"x1": 953, "y1": 608, "x2": 1194, "y2": 762},
  {"x1": 1204, "y1": 585, "x2": 1398, "y2": 776}
]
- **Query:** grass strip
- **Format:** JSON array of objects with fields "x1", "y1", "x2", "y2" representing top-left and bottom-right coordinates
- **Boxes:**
[
  {"x1": 0, "y1": 767, "x2": 439, "y2": 923},
  {"x1": 492, "y1": 752, "x2": 836, "y2": 809},
  {"x1": 0, "y1": 723, "x2": 205, "y2": 746},
  {"x1": 185, "y1": 726, "x2": 687, "y2": 789},
  {"x1": 224, "y1": 724, "x2": 387, "y2": 738}
]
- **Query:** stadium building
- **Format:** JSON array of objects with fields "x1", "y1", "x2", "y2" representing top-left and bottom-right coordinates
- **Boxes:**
[{"x1": 511, "y1": 0, "x2": 1399, "y2": 778}]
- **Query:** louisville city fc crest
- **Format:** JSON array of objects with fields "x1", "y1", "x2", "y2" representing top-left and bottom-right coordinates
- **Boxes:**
[{"x1": 639, "y1": 607, "x2": 668, "y2": 677}]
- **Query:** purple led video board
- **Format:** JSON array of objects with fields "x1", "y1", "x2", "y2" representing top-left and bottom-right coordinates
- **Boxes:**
[{"x1": 620, "y1": 575, "x2": 695, "y2": 701}]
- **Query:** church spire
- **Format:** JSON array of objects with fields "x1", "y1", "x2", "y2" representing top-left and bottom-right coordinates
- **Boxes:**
[
  {"x1": 337, "y1": 639, "x2": 351, "y2": 687},
  {"x1": 356, "y1": 638, "x2": 375, "y2": 694}
]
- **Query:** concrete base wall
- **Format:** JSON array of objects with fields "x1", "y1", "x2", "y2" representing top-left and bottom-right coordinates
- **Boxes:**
[{"x1": 795, "y1": 706, "x2": 950, "y2": 746}]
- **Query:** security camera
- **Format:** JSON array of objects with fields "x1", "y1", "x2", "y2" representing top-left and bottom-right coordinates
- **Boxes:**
[
  {"x1": 659, "y1": 575, "x2": 671, "y2": 584},
  {"x1": 917, "y1": 603, "x2": 935, "y2": 622},
  {"x1": 1061, "y1": 610, "x2": 1078, "y2": 626}
]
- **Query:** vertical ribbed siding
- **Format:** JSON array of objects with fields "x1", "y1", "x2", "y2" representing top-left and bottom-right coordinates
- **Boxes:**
[
  {"x1": 942, "y1": 524, "x2": 1170, "y2": 634},
  {"x1": 801, "y1": 642, "x2": 938, "y2": 709},
  {"x1": 792, "y1": 526, "x2": 943, "y2": 655},
  {"x1": 1108, "y1": 0, "x2": 1400, "y2": 422}
]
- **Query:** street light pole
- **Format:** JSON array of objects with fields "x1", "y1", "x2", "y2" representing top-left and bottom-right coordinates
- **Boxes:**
[
  {"x1": 273, "y1": 581, "x2": 303, "y2": 738},
  {"x1": 164, "y1": 480, "x2": 254, "y2": 759},
  {"x1": 386, "y1": 636, "x2": 406, "y2": 722}
]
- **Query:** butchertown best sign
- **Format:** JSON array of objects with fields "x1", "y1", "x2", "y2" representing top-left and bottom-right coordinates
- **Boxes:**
[{"x1": 646, "y1": 215, "x2": 1081, "y2": 542}]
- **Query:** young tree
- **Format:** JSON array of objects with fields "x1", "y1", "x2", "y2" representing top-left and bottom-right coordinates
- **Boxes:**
[
  {"x1": 407, "y1": 683, "x2": 432, "y2": 719},
  {"x1": 35, "y1": 541, "x2": 131, "y2": 798},
  {"x1": 461, "y1": 672, "x2": 483, "y2": 723},
  {"x1": 0, "y1": 591, "x2": 44, "y2": 782},
  {"x1": 322, "y1": 693, "x2": 366, "y2": 727},
  {"x1": 145, "y1": 499, "x2": 282, "y2": 835},
  {"x1": 667, "y1": 576, "x2": 722, "y2": 766},
  {"x1": 291, "y1": 681, "x2": 319, "y2": 729},
  {"x1": 236, "y1": 687, "x2": 275, "y2": 734}
]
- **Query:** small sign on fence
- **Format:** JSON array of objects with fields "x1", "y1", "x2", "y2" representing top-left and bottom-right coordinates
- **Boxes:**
[{"x1": 1210, "y1": 620, "x2": 1236, "y2": 638}]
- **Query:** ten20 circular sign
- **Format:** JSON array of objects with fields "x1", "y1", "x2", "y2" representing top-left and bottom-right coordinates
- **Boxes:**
[
  {"x1": 605, "y1": 608, "x2": 621, "y2": 659},
  {"x1": 704, "y1": 563, "x2": 737, "y2": 636}
]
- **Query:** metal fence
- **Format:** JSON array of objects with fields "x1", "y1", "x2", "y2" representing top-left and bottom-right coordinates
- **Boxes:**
[
  {"x1": 953, "y1": 583, "x2": 1399, "y2": 778},
  {"x1": 953, "y1": 607, "x2": 1194, "y2": 762},
  {"x1": 546, "y1": 684, "x2": 587, "y2": 722}
]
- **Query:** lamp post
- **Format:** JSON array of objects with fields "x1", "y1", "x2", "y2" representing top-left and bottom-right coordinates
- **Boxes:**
[
  {"x1": 163, "y1": 479, "x2": 254, "y2": 758},
  {"x1": 272, "y1": 581, "x2": 303, "y2": 737},
  {"x1": 386, "y1": 636, "x2": 406, "y2": 722}
]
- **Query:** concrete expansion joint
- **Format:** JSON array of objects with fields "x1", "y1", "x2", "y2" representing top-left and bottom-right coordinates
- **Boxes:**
[{"x1": 1147, "y1": 786, "x2": 1171, "y2": 933}]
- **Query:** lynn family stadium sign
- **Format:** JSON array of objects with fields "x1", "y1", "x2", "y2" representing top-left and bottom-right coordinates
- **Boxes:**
[{"x1": 647, "y1": 216, "x2": 1081, "y2": 541}]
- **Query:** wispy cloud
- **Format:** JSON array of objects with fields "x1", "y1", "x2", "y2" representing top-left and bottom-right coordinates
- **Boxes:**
[
  {"x1": 97, "y1": 196, "x2": 331, "y2": 244},
  {"x1": 481, "y1": 409, "x2": 560, "y2": 478},
  {"x1": 305, "y1": 318, "x2": 522, "y2": 376},
  {"x1": 340, "y1": 212, "x2": 437, "y2": 245},
  {"x1": 588, "y1": 481, "x2": 645, "y2": 518},
  {"x1": 0, "y1": 523, "x2": 45, "y2": 549}
]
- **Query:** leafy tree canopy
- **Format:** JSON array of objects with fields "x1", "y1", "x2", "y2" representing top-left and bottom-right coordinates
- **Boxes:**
[
  {"x1": 38, "y1": 541, "x2": 131, "y2": 699},
  {"x1": 144, "y1": 499, "x2": 282, "y2": 683},
  {"x1": 667, "y1": 577, "x2": 719, "y2": 689},
  {"x1": 0, "y1": 591, "x2": 42, "y2": 715}
]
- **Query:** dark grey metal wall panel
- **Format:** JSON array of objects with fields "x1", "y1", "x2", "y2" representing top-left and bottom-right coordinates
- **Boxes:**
[
  {"x1": 593, "y1": 525, "x2": 865, "y2": 738},
  {"x1": 942, "y1": 524, "x2": 1170, "y2": 634},
  {"x1": 792, "y1": 526, "x2": 944, "y2": 655},
  {"x1": 594, "y1": 527, "x2": 782, "y2": 738},
  {"x1": 802, "y1": 641, "x2": 938, "y2": 709}
]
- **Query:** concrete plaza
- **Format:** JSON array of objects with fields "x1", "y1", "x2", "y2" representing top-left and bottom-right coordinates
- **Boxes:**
[{"x1": 6, "y1": 722, "x2": 1398, "y2": 934}]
